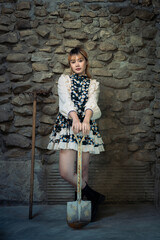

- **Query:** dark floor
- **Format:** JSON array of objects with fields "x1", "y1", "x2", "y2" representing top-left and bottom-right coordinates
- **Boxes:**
[{"x1": 0, "y1": 203, "x2": 160, "y2": 240}]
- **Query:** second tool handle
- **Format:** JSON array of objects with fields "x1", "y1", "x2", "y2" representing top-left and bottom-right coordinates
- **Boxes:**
[{"x1": 74, "y1": 134, "x2": 85, "y2": 202}]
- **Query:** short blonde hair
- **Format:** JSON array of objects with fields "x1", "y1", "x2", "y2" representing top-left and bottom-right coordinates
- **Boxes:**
[{"x1": 68, "y1": 47, "x2": 91, "y2": 78}]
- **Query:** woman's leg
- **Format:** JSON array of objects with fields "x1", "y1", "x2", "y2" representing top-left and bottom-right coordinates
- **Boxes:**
[
  {"x1": 59, "y1": 149, "x2": 90, "y2": 189},
  {"x1": 59, "y1": 149, "x2": 77, "y2": 187},
  {"x1": 82, "y1": 152, "x2": 90, "y2": 185}
]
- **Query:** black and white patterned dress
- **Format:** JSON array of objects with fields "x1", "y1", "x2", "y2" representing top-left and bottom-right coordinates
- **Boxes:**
[{"x1": 47, "y1": 73, "x2": 104, "y2": 154}]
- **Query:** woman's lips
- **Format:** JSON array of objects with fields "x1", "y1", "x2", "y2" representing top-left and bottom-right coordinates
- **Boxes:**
[{"x1": 76, "y1": 68, "x2": 81, "y2": 70}]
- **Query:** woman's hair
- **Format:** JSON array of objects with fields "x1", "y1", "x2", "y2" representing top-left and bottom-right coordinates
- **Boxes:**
[{"x1": 68, "y1": 47, "x2": 91, "y2": 78}]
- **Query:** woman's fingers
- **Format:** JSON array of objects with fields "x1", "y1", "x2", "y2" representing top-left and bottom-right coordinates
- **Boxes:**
[
  {"x1": 82, "y1": 122, "x2": 90, "y2": 135},
  {"x1": 72, "y1": 121, "x2": 90, "y2": 135},
  {"x1": 72, "y1": 121, "x2": 82, "y2": 134}
]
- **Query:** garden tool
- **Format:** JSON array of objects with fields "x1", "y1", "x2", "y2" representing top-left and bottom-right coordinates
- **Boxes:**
[
  {"x1": 29, "y1": 89, "x2": 51, "y2": 219},
  {"x1": 67, "y1": 134, "x2": 91, "y2": 229}
]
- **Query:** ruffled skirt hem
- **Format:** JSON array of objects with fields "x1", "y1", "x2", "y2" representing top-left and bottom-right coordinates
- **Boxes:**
[
  {"x1": 47, "y1": 142, "x2": 105, "y2": 155},
  {"x1": 47, "y1": 128, "x2": 105, "y2": 155}
]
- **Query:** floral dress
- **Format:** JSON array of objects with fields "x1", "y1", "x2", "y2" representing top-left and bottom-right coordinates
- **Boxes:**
[{"x1": 47, "y1": 73, "x2": 104, "y2": 154}]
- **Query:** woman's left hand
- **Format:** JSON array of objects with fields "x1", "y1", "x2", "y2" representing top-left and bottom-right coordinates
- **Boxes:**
[{"x1": 81, "y1": 120, "x2": 90, "y2": 135}]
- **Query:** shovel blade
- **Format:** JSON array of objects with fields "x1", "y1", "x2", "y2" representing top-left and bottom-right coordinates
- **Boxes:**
[{"x1": 67, "y1": 200, "x2": 91, "y2": 225}]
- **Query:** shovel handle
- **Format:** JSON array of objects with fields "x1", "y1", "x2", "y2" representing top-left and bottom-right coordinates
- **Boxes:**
[
  {"x1": 74, "y1": 134, "x2": 85, "y2": 145},
  {"x1": 74, "y1": 134, "x2": 85, "y2": 202}
]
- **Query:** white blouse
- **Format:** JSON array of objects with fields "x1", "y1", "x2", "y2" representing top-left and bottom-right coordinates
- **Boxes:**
[{"x1": 58, "y1": 74, "x2": 101, "y2": 120}]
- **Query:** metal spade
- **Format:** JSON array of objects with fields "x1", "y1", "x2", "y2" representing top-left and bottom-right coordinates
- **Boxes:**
[{"x1": 67, "y1": 134, "x2": 91, "y2": 229}]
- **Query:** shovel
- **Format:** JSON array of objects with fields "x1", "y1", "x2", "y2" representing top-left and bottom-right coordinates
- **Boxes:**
[{"x1": 67, "y1": 134, "x2": 91, "y2": 229}]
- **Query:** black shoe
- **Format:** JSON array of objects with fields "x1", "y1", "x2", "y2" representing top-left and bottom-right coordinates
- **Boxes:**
[
  {"x1": 74, "y1": 191, "x2": 85, "y2": 201},
  {"x1": 82, "y1": 183, "x2": 105, "y2": 204},
  {"x1": 82, "y1": 183, "x2": 105, "y2": 221},
  {"x1": 74, "y1": 191, "x2": 77, "y2": 201}
]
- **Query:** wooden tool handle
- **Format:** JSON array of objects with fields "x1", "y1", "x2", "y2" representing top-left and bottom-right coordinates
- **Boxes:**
[
  {"x1": 74, "y1": 134, "x2": 85, "y2": 202},
  {"x1": 29, "y1": 92, "x2": 37, "y2": 219}
]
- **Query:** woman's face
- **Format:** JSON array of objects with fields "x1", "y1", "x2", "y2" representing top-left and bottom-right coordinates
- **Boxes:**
[{"x1": 69, "y1": 53, "x2": 87, "y2": 75}]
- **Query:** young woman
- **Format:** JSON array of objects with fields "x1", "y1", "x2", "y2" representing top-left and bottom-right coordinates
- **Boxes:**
[{"x1": 48, "y1": 47, "x2": 105, "y2": 221}]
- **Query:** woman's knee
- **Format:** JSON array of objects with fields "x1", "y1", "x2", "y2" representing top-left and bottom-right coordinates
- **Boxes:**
[
  {"x1": 59, "y1": 149, "x2": 75, "y2": 180},
  {"x1": 82, "y1": 165, "x2": 89, "y2": 178},
  {"x1": 59, "y1": 163, "x2": 72, "y2": 180},
  {"x1": 59, "y1": 168, "x2": 69, "y2": 181}
]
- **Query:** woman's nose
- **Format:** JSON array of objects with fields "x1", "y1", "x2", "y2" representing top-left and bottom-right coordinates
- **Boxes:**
[{"x1": 75, "y1": 61, "x2": 80, "y2": 66}]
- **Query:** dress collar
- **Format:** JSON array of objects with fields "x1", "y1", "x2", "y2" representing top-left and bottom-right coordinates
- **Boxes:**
[{"x1": 70, "y1": 73, "x2": 88, "y2": 80}]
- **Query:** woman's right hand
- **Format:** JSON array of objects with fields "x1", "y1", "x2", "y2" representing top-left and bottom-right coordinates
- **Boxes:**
[
  {"x1": 69, "y1": 111, "x2": 81, "y2": 134},
  {"x1": 72, "y1": 119, "x2": 81, "y2": 134}
]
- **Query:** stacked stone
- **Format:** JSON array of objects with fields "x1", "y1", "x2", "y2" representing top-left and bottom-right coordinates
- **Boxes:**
[{"x1": 0, "y1": 0, "x2": 160, "y2": 202}]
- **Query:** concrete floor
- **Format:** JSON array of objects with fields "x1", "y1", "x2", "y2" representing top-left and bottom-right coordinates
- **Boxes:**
[{"x1": 0, "y1": 203, "x2": 160, "y2": 240}]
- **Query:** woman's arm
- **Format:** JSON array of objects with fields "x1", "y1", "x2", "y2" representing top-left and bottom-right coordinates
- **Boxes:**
[
  {"x1": 84, "y1": 80, "x2": 101, "y2": 120},
  {"x1": 70, "y1": 110, "x2": 92, "y2": 135},
  {"x1": 82, "y1": 109, "x2": 92, "y2": 135},
  {"x1": 69, "y1": 111, "x2": 81, "y2": 134},
  {"x1": 58, "y1": 75, "x2": 77, "y2": 118}
]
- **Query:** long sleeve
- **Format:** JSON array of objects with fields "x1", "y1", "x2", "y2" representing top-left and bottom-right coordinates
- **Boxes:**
[
  {"x1": 85, "y1": 79, "x2": 101, "y2": 120},
  {"x1": 58, "y1": 74, "x2": 77, "y2": 118}
]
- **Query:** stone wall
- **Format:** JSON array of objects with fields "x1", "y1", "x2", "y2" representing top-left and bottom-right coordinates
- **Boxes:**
[{"x1": 0, "y1": 0, "x2": 160, "y2": 203}]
